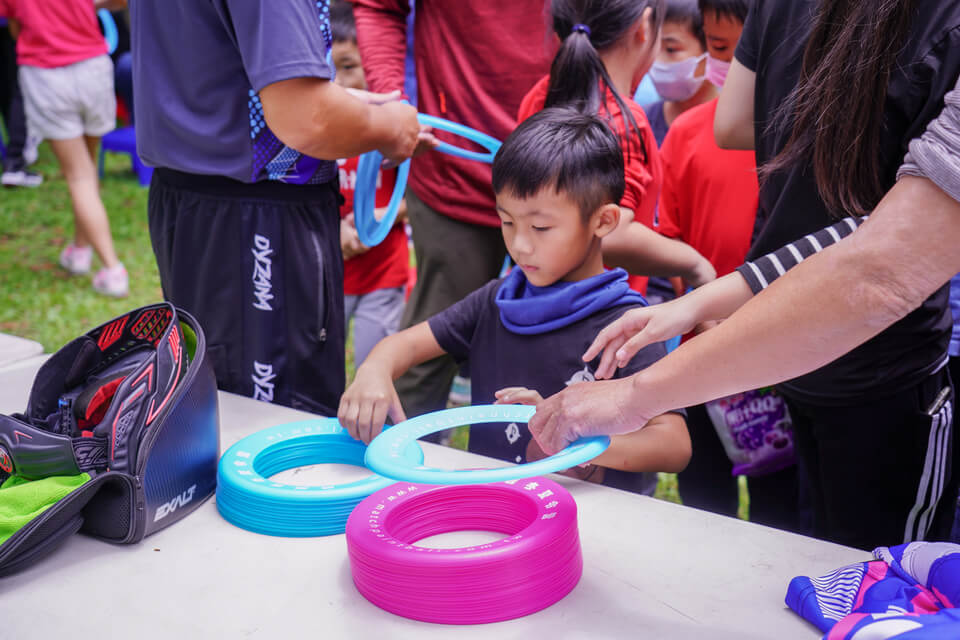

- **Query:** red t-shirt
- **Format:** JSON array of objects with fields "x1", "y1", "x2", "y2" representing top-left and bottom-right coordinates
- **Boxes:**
[
  {"x1": 658, "y1": 99, "x2": 758, "y2": 279},
  {"x1": 2, "y1": 0, "x2": 107, "y2": 68},
  {"x1": 352, "y1": 0, "x2": 551, "y2": 227},
  {"x1": 339, "y1": 157, "x2": 409, "y2": 296},
  {"x1": 517, "y1": 75, "x2": 664, "y2": 294}
]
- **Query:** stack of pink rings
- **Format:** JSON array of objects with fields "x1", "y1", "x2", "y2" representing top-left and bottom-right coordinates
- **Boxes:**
[{"x1": 345, "y1": 476, "x2": 582, "y2": 624}]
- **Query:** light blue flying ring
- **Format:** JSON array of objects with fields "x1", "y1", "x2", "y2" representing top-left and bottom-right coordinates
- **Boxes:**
[{"x1": 364, "y1": 405, "x2": 610, "y2": 485}]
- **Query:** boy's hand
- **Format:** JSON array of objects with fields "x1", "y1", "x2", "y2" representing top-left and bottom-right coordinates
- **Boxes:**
[
  {"x1": 337, "y1": 366, "x2": 407, "y2": 444},
  {"x1": 340, "y1": 214, "x2": 369, "y2": 260},
  {"x1": 494, "y1": 386, "x2": 544, "y2": 406},
  {"x1": 582, "y1": 298, "x2": 700, "y2": 380}
]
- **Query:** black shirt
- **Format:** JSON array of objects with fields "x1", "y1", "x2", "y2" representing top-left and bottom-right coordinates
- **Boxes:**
[
  {"x1": 428, "y1": 279, "x2": 673, "y2": 495},
  {"x1": 735, "y1": 0, "x2": 959, "y2": 404}
]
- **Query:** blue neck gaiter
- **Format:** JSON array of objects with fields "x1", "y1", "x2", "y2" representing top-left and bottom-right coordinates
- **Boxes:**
[{"x1": 495, "y1": 267, "x2": 647, "y2": 335}]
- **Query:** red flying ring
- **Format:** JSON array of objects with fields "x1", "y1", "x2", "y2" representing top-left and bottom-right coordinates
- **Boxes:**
[{"x1": 345, "y1": 477, "x2": 582, "y2": 624}]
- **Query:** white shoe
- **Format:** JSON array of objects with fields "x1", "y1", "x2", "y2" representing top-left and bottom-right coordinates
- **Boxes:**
[
  {"x1": 59, "y1": 244, "x2": 93, "y2": 275},
  {"x1": 1, "y1": 169, "x2": 43, "y2": 187},
  {"x1": 93, "y1": 263, "x2": 129, "y2": 298}
]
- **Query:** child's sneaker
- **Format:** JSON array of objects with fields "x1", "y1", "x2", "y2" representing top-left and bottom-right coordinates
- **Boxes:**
[
  {"x1": 1, "y1": 168, "x2": 43, "y2": 187},
  {"x1": 59, "y1": 244, "x2": 93, "y2": 274},
  {"x1": 92, "y1": 263, "x2": 129, "y2": 298}
]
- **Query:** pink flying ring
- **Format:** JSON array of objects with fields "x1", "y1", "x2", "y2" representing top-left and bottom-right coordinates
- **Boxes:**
[{"x1": 345, "y1": 476, "x2": 582, "y2": 624}]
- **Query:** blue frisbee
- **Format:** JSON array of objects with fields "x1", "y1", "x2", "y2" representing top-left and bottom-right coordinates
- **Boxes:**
[
  {"x1": 364, "y1": 405, "x2": 610, "y2": 485},
  {"x1": 217, "y1": 418, "x2": 423, "y2": 537},
  {"x1": 354, "y1": 114, "x2": 502, "y2": 247}
]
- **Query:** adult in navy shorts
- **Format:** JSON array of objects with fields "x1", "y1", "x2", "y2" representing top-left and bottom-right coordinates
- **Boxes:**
[{"x1": 130, "y1": 0, "x2": 422, "y2": 415}]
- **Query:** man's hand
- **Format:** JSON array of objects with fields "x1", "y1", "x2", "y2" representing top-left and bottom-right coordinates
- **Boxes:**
[{"x1": 375, "y1": 101, "x2": 421, "y2": 166}]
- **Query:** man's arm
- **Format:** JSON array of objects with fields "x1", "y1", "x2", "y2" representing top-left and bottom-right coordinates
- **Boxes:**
[
  {"x1": 259, "y1": 78, "x2": 419, "y2": 164},
  {"x1": 351, "y1": 1, "x2": 410, "y2": 95}
]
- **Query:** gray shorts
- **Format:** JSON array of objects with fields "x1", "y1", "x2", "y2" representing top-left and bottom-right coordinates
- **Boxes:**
[
  {"x1": 345, "y1": 287, "x2": 405, "y2": 366},
  {"x1": 19, "y1": 55, "x2": 116, "y2": 140}
]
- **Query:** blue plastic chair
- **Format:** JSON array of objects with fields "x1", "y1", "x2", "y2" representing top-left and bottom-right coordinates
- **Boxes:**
[{"x1": 98, "y1": 127, "x2": 153, "y2": 186}]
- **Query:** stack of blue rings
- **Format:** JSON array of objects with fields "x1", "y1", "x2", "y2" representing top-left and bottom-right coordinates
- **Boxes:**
[{"x1": 216, "y1": 418, "x2": 424, "y2": 537}]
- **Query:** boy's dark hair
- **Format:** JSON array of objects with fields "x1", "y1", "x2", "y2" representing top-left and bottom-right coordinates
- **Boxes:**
[
  {"x1": 330, "y1": 0, "x2": 357, "y2": 43},
  {"x1": 666, "y1": 0, "x2": 706, "y2": 49},
  {"x1": 492, "y1": 108, "x2": 625, "y2": 220},
  {"x1": 697, "y1": 0, "x2": 750, "y2": 23},
  {"x1": 761, "y1": 0, "x2": 918, "y2": 216},
  {"x1": 546, "y1": 0, "x2": 666, "y2": 166}
]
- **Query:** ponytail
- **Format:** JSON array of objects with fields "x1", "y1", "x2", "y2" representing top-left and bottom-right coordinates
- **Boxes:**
[
  {"x1": 545, "y1": 0, "x2": 666, "y2": 165},
  {"x1": 761, "y1": 0, "x2": 919, "y2": 216}
]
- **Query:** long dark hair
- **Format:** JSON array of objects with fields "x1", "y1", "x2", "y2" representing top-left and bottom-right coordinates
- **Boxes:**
[
  {"x1": 761, "y1": 0, "x2": 919, "y2": 216},
  {"x1": 545, "y1": 0, "x2": 666, "y2": 165}
]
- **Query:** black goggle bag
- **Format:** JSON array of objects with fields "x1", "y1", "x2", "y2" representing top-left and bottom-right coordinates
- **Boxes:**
[{"x1": 0, "y1": 303, "x2": 220, "y2": 576}]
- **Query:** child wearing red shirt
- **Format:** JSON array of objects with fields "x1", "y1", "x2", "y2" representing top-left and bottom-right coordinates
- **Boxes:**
[
  {"x1": 517, "y1": 0, "x2": 714, "y2": 297},
  {"x1": 658, "y1": 98, "x2": 756, "y2": 281},
  {"x1": 332, "y1": 3, "x2": 409, "y2": 366}
]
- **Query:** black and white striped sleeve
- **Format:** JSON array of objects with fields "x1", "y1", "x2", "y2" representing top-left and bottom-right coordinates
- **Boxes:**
[{"x1": 736, "y1": 216, "x2": 866, "y2": 293}]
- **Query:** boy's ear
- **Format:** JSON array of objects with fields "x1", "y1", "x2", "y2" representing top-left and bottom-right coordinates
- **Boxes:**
[{"x1": 592, "y1": 203, "x2": 621, "y2": 238}]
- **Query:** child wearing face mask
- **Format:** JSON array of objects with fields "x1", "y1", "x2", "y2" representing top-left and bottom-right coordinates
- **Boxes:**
[
  {"x1": 643, "y1": 0, "x2": 718, "y2": 304},
  {"x1": 658, "y1": 0, "x2": 756, "y2": 288},
  {"x1": 658, "y1": 0, "x2": 801, "y2": 532},
  {"x1": 517, "y1": 0, "x2": 716, "y2": 304},
  {"x1": 645, "y1": 0, "x2": 717, "y2": 146}
]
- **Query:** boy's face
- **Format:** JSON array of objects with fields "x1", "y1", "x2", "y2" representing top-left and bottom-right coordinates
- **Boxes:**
[
  {"x1": 701, "y1": 10, "x2": 743, "y2": 63},
  {"x1": 656, "y1": 19, "x2": 706, "y2": 64},
  {"x1": 496, "y1": 188, "x2": 610, "y2": 287},
  {"x1": 332, "y1": 39, "x2": 366, "y2": 91}
]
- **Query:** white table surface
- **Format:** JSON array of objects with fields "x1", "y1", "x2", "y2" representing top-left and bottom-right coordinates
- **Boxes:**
[
  {"x1": 0, "y1": 332, "x2": 43, "y2": 370},
  {"x1": 0, "y1": 360, "x2": 868, "y2": 639}
]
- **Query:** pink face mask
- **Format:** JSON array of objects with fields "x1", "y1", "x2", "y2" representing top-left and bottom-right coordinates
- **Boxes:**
[{"x1": 706, "y1": 55, "x2": 732, "y2": 87}]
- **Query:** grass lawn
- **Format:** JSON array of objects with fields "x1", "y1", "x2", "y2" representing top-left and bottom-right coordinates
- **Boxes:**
[
  {"x1": 0, "y1": 141, "x2": 750, "y2": 518},
  {"x1": 0, "y1": 142, "x2": 161, "y2": 349}
]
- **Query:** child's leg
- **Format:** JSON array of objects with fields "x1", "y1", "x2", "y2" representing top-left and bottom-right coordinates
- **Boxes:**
[
  {"x1": 351, "y1": 287, "x2": 405, "y2": 366},
  {"x1": 344, "y1": 294, "x2": 360, "y2": 327},
  {"x1": 48, "y1": 136, "x2": 119, "y2": 269},
  {"x1": 677, "y1": 403, "x2": 740, "y2": 517}
]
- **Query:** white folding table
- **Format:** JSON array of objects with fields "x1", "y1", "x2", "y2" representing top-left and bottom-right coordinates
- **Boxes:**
[{"x1": 0, "y1": 359, "x2": 866, "y2": 639}]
